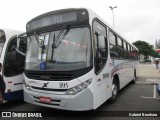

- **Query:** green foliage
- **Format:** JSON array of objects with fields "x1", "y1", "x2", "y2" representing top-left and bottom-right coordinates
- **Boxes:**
[{"x1": 132, "y1": 40, "x2": 160, "y2": 58}]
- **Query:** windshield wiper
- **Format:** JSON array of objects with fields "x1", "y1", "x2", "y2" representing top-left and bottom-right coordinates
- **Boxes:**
[
  {"x1": 52, "y1": 25, "x2": 70, "y2": 48},
  {"x1": 51, "y1": 25, "x2": 70, "y2": 61},
  {"x1": 51, "y1": 33, "x2": 56, "y2": 60},
  {"x1": 54, "y1": 29, "x2": 70, "y2": 48}
]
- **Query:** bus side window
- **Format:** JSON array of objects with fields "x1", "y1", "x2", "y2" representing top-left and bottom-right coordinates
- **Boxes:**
[
  {"x1": 93, "y1": 20, "x2": 108, "y2": 73},
  {"x1": 117, "y1": 37, "x2": 124, "y2": 59},
  {"x1": 123, "y1": 42, "x2": 128, "y2": 59},
  {"x1": 109, "y1": 31, "x2": 118, "y2": 59}
]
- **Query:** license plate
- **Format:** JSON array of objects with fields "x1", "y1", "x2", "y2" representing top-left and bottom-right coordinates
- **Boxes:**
[{"x1": 39, "y1": 96, "x2": 51, "y2": 103}]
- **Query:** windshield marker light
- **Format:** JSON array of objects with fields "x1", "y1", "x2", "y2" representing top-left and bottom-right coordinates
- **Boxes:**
[{"x1": 67, "y1": 78, "x2": 92, "y2": 95}]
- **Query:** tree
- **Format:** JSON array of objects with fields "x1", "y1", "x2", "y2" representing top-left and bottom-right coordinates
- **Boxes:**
[{"x1": 132, "y1": 40, "x2": 159, "y2": 58}]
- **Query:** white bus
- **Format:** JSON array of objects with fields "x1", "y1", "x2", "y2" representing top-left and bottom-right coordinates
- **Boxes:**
[
  {"x1": 20, "y1": 8, "x2": 139, "y2": 111},
  {"x1": 0, "y1": 29, "x2": 26, "y2": 103}
]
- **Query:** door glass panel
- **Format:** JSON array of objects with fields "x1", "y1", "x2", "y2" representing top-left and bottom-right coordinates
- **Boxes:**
[{"x1": 4, "y1": 37, "x2": 27, "y2": 77}]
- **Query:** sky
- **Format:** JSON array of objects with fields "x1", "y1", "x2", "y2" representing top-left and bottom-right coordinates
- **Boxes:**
[{"x1": 0, "y1": 0, "x2": 160, "y2": 47}]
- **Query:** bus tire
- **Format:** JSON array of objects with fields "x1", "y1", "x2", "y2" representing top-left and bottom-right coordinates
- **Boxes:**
[
  {"x1": 132, "y1": 69, "x2": 136, "y2": 84},
  {"x1": 109, "y1": 78, "x2": 119, "y2": 104}
]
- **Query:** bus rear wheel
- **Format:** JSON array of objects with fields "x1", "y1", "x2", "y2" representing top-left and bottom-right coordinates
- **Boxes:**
[{"x1": 109, "y1": 79, "x2": 119, "y2": 103}]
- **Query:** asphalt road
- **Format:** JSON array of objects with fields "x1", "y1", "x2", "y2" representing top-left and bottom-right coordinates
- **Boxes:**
[{"x1": 1, "y1": 64, "x2": 160, "y2": 120}]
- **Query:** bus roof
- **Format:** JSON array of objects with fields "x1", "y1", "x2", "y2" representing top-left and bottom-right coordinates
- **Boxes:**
[
  {"x1": 26, "y1": 8, "x2": 138, "y2": 51},
  {"x1": 0, "y1": 29, "x2": 23, "y2": 42},
  {"x1": 27, "y1": 8, "x2": 84, "y2": 23}
]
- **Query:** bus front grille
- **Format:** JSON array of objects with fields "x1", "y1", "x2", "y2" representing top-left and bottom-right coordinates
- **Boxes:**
[
  {"x1": 24, "y1": 66, "x2": 92, "y2": 81},
  {"x1": 31, "y1": 86, "x2": 67, "y2": 92},
  {"x1": 25, "y1": 72, "x2": 73, "y2": 81}
]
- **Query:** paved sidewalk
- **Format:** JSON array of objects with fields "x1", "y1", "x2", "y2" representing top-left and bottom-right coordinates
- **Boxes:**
[{"x1": 136, "y1": 64, "x2": 160, "y2": 79}]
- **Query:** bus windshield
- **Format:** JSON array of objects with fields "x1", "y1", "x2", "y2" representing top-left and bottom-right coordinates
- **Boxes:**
[{"x1": 25, "y1": 27, "x2": 92, "y2": 71}]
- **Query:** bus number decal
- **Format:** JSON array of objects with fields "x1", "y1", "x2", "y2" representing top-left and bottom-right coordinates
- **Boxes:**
[{"x1": 59, "y1": 82, "x2": 68, "y2": 88}]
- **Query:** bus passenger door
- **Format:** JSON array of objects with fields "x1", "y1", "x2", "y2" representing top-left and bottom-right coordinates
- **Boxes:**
[
  {"x1": 3, "y1": 36, "x2": 27, "y2": 100},
  {"x1": 93, "y1": 20, "x2": 111, "y2": 108}
]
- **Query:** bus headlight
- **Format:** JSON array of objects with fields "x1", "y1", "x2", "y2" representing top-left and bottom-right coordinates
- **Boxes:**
[
  {"x1": 67, "y1": 78, "x2": 92, "y2": 95},
  {"x1": 24, "y1": 80, "x2": 31, "y2": 90}
]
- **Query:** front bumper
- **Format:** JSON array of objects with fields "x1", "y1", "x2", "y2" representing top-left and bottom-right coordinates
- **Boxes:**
[{"x1": 24, "y1": 87, "x2": 93, "y2": 111}]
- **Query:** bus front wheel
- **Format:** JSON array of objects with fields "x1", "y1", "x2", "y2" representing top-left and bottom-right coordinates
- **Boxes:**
[{"x1": 109, "y1": 79, "x2": 119, "y2": 103}]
